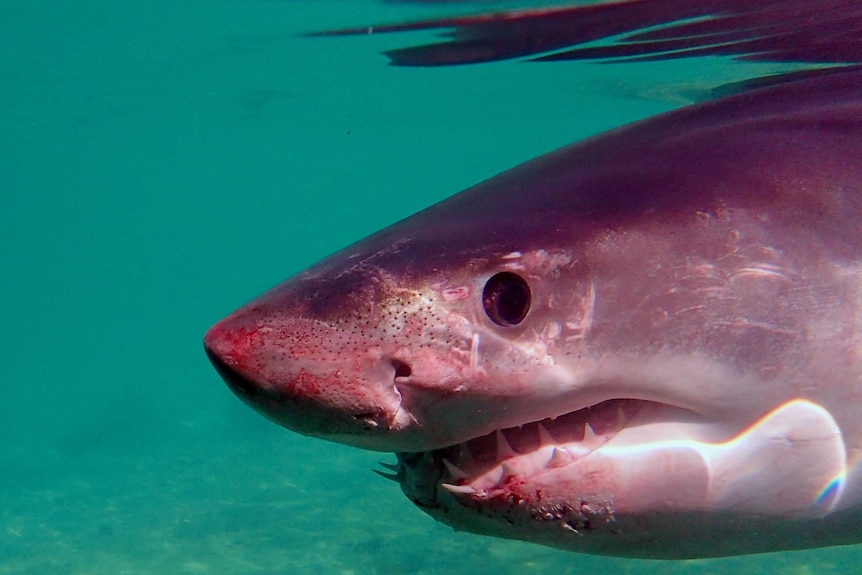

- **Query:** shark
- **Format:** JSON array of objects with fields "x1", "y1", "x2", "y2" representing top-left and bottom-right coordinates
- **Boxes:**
[{"x1": 205, "y1": 0, "x2": 862, "y2": 558}]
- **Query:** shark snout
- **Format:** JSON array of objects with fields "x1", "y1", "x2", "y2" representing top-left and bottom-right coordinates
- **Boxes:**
[
  {"x1": 203, "y1": 339, "x2": 259, "y2": 402},
  {"x1": 203, "y1": 316, "x2": 420, "y2": 449},
  {"x1": 203, "y1": 320, "x2": 286, "y2": 414}
]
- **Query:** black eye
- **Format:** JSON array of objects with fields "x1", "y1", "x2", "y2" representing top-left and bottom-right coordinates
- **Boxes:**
[{"x1": 483, "y1": 272, "x2": 531, "y2": 327}]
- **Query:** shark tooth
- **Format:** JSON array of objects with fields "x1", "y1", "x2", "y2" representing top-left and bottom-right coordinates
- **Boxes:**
[
  {"x1": 495, "y1": 429, "x2": 517, "y2": 458},
  {"x1": 442, "y1": 483, "x2": 477, "y2": 495},
  {"x1": 496, "y1": 462, "x2": 517, "y2": 486},
  {"x1": 442, "y1": 458, "x2": 470, "y2": 480},
  {"x1": 584, "y1": 422, "x2": 597, "y2": 442},
  {"x1": 537, "y1": 422, "x2": 556, "y2": 446},
  {"x1": 547, "y1": 446, "x2": 577, "y2": 469},
  {"x1": 373, "y1": 469, "x2": 400, "y2": 482}
]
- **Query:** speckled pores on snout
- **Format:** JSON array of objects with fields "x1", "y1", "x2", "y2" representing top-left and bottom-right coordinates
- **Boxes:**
[{"x1": 204, "y1": 244, "x2": 601, "y2": 452}]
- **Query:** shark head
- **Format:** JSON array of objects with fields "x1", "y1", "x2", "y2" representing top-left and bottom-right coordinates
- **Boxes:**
[{"x1": 205, "y1": 71, "x2": 862, "y2": 557}]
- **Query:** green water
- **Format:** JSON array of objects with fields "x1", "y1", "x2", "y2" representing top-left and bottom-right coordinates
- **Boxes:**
[{"x1": 1, "y1": 1, "x2": 859, "y2": 573}]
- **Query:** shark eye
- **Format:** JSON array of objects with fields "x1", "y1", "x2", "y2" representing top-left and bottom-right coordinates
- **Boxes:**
[{"x1": 483, "y1": 272, "x2": 531, "y2": 327}]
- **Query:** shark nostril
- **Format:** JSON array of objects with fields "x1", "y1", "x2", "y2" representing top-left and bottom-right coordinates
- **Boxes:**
[{"x1": 392, "y1": 359, "x2": 412, "y2": 379}]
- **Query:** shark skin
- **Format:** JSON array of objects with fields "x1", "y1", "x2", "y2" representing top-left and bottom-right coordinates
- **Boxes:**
[{"x1": 205, "y1": 67, "x2": 862, "y2": 558}]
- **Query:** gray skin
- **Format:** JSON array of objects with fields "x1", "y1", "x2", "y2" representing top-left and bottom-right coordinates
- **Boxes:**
[{"x1": 205, "y1": 69, "x2": 862, "y2": 558}]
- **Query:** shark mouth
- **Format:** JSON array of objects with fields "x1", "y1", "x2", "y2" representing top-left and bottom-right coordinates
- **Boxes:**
[
  {"x1": 394, "y1": 398, "x2": 684, "y2": 504},
  {"x1": 392, "y1": 395, "x2": 849, "y2": 533}
]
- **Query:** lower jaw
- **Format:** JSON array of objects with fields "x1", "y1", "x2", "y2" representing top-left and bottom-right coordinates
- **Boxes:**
[
  {"x1": 395, "y1": 402, "x2": 711, "y2": 558},
  {"x1": 401, "y1": 397, "x2": 847, "y2": 533}
]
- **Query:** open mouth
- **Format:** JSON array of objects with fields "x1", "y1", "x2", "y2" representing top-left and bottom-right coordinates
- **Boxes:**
[
  {"x1": 396, "y1": 398, "x2": 688, "y2": 502},
  {"x1": 394, "y1": 391, "x2": 849, "y2": 533}
]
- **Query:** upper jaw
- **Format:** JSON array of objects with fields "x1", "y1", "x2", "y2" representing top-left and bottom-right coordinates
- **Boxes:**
[{"x1": 205, "y1": 290, "x2": 764, "y2": 455}]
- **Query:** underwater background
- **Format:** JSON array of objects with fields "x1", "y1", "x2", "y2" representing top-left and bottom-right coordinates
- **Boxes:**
[{"x1": 2, "y1": 0, "x2": 861, "y2": 573}]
